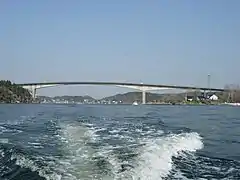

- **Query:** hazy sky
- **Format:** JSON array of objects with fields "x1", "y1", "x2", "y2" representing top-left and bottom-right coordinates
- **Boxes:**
[{"x1": 0, "y1": 0, "x2": 239, "y2": 98}]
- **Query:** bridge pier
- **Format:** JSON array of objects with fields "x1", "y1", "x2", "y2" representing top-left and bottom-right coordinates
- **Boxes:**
[
  {"x1": 24, "y1": 85, "x2": 37, "y2": 100},
  {"x1": 32, "y1": 87, "x2": 37, "y2": 100},
  {"x1": 22, "y1": 84, "x2": 58, "y2": 100},
  {"x1": 142, "y1": 90, "x2": 146, "y2": 104},
  {"x1": 116, "y1": 85, "x2": 170, "y2": 104}
]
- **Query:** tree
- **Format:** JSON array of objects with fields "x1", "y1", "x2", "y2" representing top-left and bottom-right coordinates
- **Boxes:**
[
  {"x1": 0, "y1": 80, "x2": 32, "y2": 103},
  {"x1": 224, "y1": 84, "x2": 240, "y2": 102}
]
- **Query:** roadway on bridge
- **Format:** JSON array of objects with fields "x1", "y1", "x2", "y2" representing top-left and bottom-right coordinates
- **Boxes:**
[{"x1": 17, "y1": 81, "x2": 225, "y2": 91}]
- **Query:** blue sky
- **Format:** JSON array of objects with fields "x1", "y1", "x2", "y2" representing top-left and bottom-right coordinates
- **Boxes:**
[{"x1": 0, "y1": 0, "x2": 239, "y2": 98}]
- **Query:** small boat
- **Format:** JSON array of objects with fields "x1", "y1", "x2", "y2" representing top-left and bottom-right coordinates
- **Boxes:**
[{"x1": 132, "y1": 101, "x2": 138, "y2": 106}]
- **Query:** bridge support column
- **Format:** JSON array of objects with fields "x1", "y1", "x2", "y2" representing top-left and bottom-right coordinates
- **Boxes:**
[
  {"x1": 116, "y1": 84, "x2": 171, "y2": 105},
  {"x1": 32, "y1": 87, "x2": 37, "y2": 100},
  {"x1": 22, "y1": 84, "x2": 58, "y2": 101},
  {"x1": 142, "y1": 90, "x2": 146, "y2": 104},
  {"x1": 23, "y1": 85, "x2": 37, "y2": 100}
]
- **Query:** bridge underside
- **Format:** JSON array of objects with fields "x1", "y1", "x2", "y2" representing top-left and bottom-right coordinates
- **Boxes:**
[
  {"x1": 116, "y1": 85, "x2": 173, "y2": 104},
  {"x1": 22, "y1": 84, "x2": 174, "y2": 104},
  {"x1": 20, "y1": 82, "x2": 224, "y2": 104},
  {"x1": 23, "y1": 84, "x2": 58, "y2": 100}
]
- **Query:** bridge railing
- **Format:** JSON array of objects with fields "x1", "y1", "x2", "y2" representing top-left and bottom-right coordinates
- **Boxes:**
[{"x1": 16, "y1": 81, "x2": 225, "y2": 92}]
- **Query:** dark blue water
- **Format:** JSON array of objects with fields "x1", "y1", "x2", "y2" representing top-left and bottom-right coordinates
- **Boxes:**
[{"x1": 0, "y1": 104, "x2": 240, "y2": 179}]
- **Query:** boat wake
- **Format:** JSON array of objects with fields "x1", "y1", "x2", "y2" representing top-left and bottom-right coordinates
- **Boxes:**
[
  {"x1": 1, "y1": 115, "x2": 239, "y2": 180},
  {"x1": 52, "y1": 121, "x2": 204, "y2": 180}
]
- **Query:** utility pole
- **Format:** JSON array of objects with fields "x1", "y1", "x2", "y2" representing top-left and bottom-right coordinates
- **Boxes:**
[
  {"x1": 207, "y1": 74, "x2": 211, "y2": 91},
  {"x1": 207, "y1": 74, "x2": 211, "y2": 99}
]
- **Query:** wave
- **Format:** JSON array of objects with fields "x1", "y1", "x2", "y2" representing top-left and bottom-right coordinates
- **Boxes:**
[
  {"x1": 53, "y1": 120, "x2": 204, "y2": 180},
  {"x1": 1, "y1": 117, "x2": 239, "y2": 180},
  {"x1": 0, "y1": 144, "x2": 61, "y2": 180},
  {"x1": 114, "y1": 132, "x2": 204, "y2": 179}
]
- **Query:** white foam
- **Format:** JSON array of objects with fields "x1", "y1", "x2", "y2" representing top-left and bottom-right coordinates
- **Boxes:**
[
  {"x1": 0, "y1": 149, "x2": 4, "y2": 157},
  {"x1": 54, "y1": 123, "x2": 112, "y2": 180},
  {"x1": 6, "y1": 121, "x2": 101, "y2": 180},
  {"x1": 11, "y1": 154, "x2": 62, "y2": 180},
  {"x1": 0, "y1": 138, "x2": 9, "y2": 144},
  {"x1": 129, "y1": 132, "x2": 204, "y2": 180}
]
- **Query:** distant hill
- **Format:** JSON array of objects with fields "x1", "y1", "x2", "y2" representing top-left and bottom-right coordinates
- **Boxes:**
[
  {"x1": 37, "y1": 96, "x2": 52, "y2": 101},
  {"x1": 101, "y1": 91, "x2": 186, "y2": 103},
  {"x1": 54, "y1": 95, "x2": 95, "y2": 101},
  {"x1": 101, "y1": 92, "x2": 143, "y2": 103},
  {"x1": 101, "y1": 90, "x2": 233, "y2": 104},
  {"x1": 37, "y1": 90, "x2": 240, "y2": 104},
  {"x1": 37, "y1": 95, "x2": 96, "y2": 102}
]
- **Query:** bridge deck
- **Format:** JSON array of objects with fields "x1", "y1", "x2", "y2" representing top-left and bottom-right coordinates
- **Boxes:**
[{"x1": 17, "y1": 81, "x2": 225, "y2": 92}]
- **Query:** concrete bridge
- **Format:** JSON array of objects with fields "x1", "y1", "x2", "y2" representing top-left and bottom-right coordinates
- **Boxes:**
[{"x1": 17, "y1": 81, "x2": 225, "y2": 104}]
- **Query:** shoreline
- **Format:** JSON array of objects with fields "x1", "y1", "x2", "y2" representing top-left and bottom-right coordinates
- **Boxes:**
[{"x1": 1, "y1": 102, "x2": 239, "y2": 106}]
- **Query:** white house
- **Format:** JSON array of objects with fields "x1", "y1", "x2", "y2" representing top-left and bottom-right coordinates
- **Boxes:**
[{"x1": 209, "y1": 94, "x2": 219, "y2": 101}]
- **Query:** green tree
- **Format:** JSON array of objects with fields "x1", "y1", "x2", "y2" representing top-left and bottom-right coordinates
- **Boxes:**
[{"x1": 0, "y1": 80, "x2": 33, "y2": 103}]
